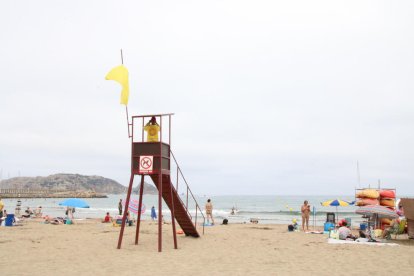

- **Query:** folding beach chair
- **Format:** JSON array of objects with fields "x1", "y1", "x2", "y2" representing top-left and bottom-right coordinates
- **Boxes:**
[
  {"x1": 386, "y1": 219, "x2": 407, "y2": 240},
  {"x1": 326, "y1": 212, "x2": 335, "y2": 223}
]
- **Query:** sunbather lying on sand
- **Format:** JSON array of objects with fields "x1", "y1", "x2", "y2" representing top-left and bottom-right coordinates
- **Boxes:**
[{"x1": 44, "y1": 216, "x2": 64, "y2": 225}]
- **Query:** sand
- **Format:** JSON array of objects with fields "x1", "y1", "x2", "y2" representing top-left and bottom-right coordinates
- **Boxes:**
[{"x1": 1, "y1": 219, "x2": 414, "y2": 275}]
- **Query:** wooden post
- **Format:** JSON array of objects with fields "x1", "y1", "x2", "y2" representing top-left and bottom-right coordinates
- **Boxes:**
[
  {"x1": 117, "y1": 174, "x2": 135, "y2": 249},
  {"x1": 158, "y1": 173, "x2": 163, "y2": 252},
  {"x1": 170, "y1": 180, "x2": 178, "y2": 249},
  {"x1": 158, "y1": 115, "x2": 163, "y2": 252},
  {"x1": 135, "y1": 175, "x2": 145, "y2": 244}
]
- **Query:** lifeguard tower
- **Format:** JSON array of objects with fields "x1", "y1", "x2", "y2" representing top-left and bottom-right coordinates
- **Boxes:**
[{"x1": 117, "y1": 113, "x2": 205, "y2": 252}]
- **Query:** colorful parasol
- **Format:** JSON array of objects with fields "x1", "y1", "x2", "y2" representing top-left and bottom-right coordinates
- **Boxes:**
[
  {"x1": 124, "y1": 199, "x2": 146, "y2": 215},
  {"x1": 321, "y1": 199, "x2": 353, "y2": 207},
  {"x1": 321, "y1": 199, "x2": 354, "y2": 223}
]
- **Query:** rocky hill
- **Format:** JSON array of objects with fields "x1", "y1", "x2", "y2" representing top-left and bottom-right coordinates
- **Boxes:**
[{"x1": 0, "y1": 173, "x2": 158, "y2": 195}]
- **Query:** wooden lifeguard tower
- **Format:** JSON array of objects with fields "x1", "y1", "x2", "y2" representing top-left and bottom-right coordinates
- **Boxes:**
[{"x1": 117, "y1": 113, "x2": 205, "y2": 252}]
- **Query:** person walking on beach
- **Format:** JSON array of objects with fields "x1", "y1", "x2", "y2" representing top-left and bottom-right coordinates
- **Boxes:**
[
  {"x1": 118, "y1": 199, "x2": 123, "y2": 215},
  {"x1": 301, "y1": 200, "x2": 311, "y2": 231},
  {"x1": 205, "y1": 199, "x2": 215, "y2": 225},
  {"x1": 151, "y1": 206, "x2": 157, "y2": 221}
]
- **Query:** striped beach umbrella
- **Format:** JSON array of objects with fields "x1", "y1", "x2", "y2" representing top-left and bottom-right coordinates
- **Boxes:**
[
  {"x1": 355, "y1": 205, "x2": 398, "y2": 219},
  {"x1": 321, "y1": 199, "x2": 354, "y2": 223},
  {"x1": 124, "y1": 199, "x2": 146, "y2": 215},
  {"x1": 321, "y1": 199, "x2": 353, "y2": 207}
]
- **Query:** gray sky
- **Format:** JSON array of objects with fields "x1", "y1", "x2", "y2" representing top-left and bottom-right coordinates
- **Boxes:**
[{"x1": 1, "y1": 1, "x2": 413, "y2": 195}]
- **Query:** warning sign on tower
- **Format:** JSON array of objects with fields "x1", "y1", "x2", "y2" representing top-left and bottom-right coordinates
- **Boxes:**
[{"x1": 139, "y1": 155, "x2": 153, "y2": 174}]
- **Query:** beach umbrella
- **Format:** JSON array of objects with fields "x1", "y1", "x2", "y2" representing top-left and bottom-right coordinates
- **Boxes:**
[
  {"x1": 355, "y1": 205, "x2": 398, "y2": 219},
  {"x1": 321, "y1": 199, "x2": 353, "y2": 207},
  {"x1": 123, "y1": 199, "x2": 146, "y2": 215},
  {"x1": 59, "y1": 198, "x2": 90, "y2": 208},
  {"x1": 321, "y1": 199, "x2": 354, "y2": 223}
]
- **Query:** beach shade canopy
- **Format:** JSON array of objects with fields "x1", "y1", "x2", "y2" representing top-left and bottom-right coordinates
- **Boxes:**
[
  {"x1": 59, "y1": 198, "x2": 90, "y2": 208},
  {"x1": 321, "y1": 199, "x2": 354, "y2": 223},
  {"x1": 123, "y1": 199, "x2": 146, "y2": 215},
  {"x1": 355, "y1": 205, "x2": 398, "y2": 219},
  {"x1": 321, "y1": 199, "x2": 353, "y2": 207}
]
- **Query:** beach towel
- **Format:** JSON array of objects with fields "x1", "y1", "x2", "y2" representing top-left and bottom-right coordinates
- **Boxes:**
[{"x1": 327, "y1": 238, "x2": 398, "y2": 246}]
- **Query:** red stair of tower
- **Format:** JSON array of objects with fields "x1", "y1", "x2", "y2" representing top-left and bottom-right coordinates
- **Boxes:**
[
  {"x1": 150, "y1": 174, "x2": 199, "y2": 237},
  {"x1": 117, "y1": 114, "x2": 204, "y2": 252}
]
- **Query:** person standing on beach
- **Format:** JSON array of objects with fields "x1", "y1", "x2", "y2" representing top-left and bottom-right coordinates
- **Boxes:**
[
  {"x1": 151, "y1": 206, "x2": 157, "y2": 221},
  {"x1": 205, "y1": 199, "x2": 215, "y2": 225},
  {"x1": 301, "y1": 200, "x2": 311, "y2": 231},
  {"x1": 118, "y1": 199, "x2": 123, "y2": 215}
]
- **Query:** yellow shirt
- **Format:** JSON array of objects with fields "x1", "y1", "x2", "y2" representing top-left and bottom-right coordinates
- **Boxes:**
[{"x1": 144, "y1": 124, "x2": 160, "y2": 142}]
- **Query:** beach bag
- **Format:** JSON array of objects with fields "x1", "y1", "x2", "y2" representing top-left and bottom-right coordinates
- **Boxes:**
[
  {"x1": 222, "y1": 219, "x2": 228, "y2": 225},
  {"x1": 288, "y1": 225, "x2": 294, "y2": 232},
  {"x1": 329, "y1": 230, "x2": 339, "y2": 239}
]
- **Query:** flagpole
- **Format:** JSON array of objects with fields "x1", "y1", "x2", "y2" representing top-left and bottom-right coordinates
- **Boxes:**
[{"x1": 120, "y1": 49, "x2": 132, "y2": 138}]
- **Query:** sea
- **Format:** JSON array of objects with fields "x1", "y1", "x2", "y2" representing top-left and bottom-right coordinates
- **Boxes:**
[{"x1": 1, "y1": 194, "x2": 373, "y2": 227}]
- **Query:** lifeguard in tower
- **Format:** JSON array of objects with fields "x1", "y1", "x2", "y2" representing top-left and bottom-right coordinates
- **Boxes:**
[{"x1": 144, "y1": 116, "x2": 160, "y2": 142}]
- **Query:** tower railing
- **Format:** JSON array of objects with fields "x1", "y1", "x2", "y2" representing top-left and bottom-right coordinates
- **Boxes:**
[{"x1": 170, "y1": 150, "x2": 205, "y2": 235}]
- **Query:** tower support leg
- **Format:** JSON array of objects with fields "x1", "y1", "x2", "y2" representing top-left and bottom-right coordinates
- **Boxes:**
[
  {"x1": 135, "y1": 175, "x2": 145, "y2": 244},
  {"x1": 158, "y1": 173, "x2": 163, "y2": 252},
  {"x1": 117, "y1": 174, "x2": 135, "y2": 249},
  {"x1": 170, "y1": 181, "x2": 178, "y2": 249}
]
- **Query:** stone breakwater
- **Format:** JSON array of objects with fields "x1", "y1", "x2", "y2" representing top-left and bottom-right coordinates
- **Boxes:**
[{"x1": 0, "y1": 189, "x2": 107, "y2": 198}]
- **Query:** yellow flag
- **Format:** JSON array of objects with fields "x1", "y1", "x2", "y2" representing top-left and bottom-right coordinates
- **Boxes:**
[{"x1": 105, "y1": 65, "x2": 129, "y2": 105}]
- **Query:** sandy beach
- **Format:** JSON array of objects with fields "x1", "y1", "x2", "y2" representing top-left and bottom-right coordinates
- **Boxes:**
[{"x1": 1, "y1": 219, "x2": 413, "y2": 276}]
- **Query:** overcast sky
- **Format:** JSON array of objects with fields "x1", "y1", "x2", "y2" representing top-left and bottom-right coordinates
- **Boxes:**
[{"x1": 1, "y1": 1, "x2": 413, "y2": 195}]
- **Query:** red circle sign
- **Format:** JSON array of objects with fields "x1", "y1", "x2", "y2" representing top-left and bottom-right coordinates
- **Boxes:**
[{"x1": 140, "y1": 157, "x2": 152, "y2": 169}]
